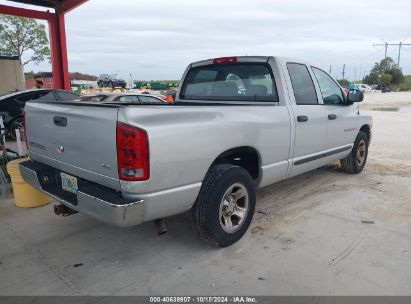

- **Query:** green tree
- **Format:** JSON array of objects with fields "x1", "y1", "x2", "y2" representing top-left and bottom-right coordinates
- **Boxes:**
[
  {"x1": 380, "y1": 74, "x2": 392, "y2": 87},
  {"x1": 375, "y1": 57, "x2": 395, "y2": 75},
  {"x1": 389, "y1": 67, "x2": 404, "y2": 86},
  {"x1": 363, "y1": 57, "x2": 404, "y2": 87},
  {"x1": 363, "y1": 72, "x2": 379, "y2": 85},
  {"x1": 0, "y1": 15, "x2": 50, "y2": 66},
  {"x1": 24, "y1": 70, "x2": 35, "y2": 79}
]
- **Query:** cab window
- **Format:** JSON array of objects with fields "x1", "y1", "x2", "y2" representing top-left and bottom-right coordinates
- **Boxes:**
[{"x1": 181, "y1": 63, "x2": 278, "y2": 102}]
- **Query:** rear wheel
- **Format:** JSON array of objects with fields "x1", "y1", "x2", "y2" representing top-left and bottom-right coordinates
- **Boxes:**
[
  {"x1": 340, "y1": 131, "x2": 369, "y2": 174},
  {"x1": 190, "y1": 164, "x2": 256, "y2": 247}
]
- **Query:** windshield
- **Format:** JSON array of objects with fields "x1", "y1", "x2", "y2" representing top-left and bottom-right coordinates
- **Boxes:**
[{"x1": 180, "y1": 63, "x2": 278, "y2": 102}]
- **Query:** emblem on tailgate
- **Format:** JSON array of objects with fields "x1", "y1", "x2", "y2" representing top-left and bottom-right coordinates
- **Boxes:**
[{"x1": 57, "y1": 145, "x2": 64, "y2": 154}]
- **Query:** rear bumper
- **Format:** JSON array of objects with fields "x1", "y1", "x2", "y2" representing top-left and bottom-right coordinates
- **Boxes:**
[{"x1": 19, "y1": 160, "x2": 144, "y2": 227}]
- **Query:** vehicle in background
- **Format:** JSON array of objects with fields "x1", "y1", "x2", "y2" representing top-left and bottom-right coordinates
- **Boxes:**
[
  {"x1": 21, "y1": 56, "x2": 372, "y2": 247},
  {"x1": 97, "y1": 74, "x2": 127, "y2": 89},
  {"x1": 79, "y1": 92, "x2": 166, "y2": 103},
  {"x1": 356, "y1": 84, "x2": 374, "y2": 93},
  {"x1": 374, "y1": 84, "x2": 390, "y2": 93},
  {"x1": 140, "y1": 90, "x2": 167, "y2": 101},
  {"x1": 0, "y1": 89, "x2": 79, "y2": 140}
]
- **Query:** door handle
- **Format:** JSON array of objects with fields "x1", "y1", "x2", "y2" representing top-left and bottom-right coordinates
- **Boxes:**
[
  {"x1": 297, "y1": 115, "x2": 308, "y2": 122},
  {"x1": 53, "y1": 116, "x2": 67, "y2": 127},
  {"x1": 328, "y1": 114, "x2": 337, "y2": 120}
]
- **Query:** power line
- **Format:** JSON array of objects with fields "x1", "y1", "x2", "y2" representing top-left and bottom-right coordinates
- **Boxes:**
[{"x1": 373, "y1": 41, "x2": 411, "y2": 67}]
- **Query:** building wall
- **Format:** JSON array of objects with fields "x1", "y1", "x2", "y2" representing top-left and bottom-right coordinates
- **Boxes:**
[
  {"x1": 25, "y1": 77, "x2": 54, "y2": 89},
  {"x1": 0, "y1": 56, "x2": 25, "y2": 94}
]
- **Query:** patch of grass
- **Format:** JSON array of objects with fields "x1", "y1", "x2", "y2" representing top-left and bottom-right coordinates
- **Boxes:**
[{"x1": 399, "y1": 75, "x2": 411, "y2": 91}]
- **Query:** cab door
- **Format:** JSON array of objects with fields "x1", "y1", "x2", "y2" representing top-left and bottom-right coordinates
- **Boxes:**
[
  {"x1": 285, "y1": 62, "x2": 330, "y2": 177},
  {"x1": 310, "y1": 67, "x2": 358, "y2": 150}
]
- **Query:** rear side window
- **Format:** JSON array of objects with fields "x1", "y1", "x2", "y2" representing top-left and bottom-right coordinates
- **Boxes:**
[
  {"x1": 287, "y1": 63, "x2": 318, "y2": 105},
  {"x1": 180, "y1": 63, "x2": 278, "y2": 102}
]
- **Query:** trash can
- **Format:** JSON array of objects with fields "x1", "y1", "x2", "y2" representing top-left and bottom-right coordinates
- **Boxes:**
[{"x1": 7, "y1": 158, "x2": 52, "y2": 208}]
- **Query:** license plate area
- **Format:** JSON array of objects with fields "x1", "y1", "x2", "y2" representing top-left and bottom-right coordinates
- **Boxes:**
[{"x1": 61, "y1": 172, "x2": 78, "y2": 194}]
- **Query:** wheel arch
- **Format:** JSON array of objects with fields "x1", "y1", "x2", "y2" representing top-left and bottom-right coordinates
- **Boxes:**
[
  {"x1": 359, "y1": 124, "x2": 371, "y2": 143},
  {"x1": 210, "y1": 146, "x2": 262, "y2": 184}
]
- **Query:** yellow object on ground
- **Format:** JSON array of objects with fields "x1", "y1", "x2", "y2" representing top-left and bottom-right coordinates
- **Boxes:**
[{"x1": 7, "y1": 158, "x2": 52, "y2": 208}]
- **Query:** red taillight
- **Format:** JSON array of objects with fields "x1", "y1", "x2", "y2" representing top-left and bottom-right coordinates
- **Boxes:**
[
  {"x1": 116, "y1": 123, "x2": 149, "y2": 181},
  {"x1": 212, "y1": 56, "x2": 237, "y2": 64},
  {"x1": 23, "y1": 112, "x2": 28, "y2": 149}
]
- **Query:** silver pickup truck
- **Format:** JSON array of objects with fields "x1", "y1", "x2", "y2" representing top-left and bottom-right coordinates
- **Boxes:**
[{"x1": 20, "y1": 56, "x2": 372, "y2": 247}]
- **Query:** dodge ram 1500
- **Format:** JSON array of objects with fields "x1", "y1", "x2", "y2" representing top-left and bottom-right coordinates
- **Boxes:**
[{"x1": 20, "y1": 56, "x2": 372, "y2": 247}]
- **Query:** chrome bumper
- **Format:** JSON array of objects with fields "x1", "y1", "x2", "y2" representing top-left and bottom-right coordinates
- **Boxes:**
[{"x1": 19, "y1": 160, "x2": 145, "y2": 227}]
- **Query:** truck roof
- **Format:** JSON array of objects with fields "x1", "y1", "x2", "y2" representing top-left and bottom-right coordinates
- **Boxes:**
[{"x1": 189, "y1": 55, "x2": 309, "y2": 68}]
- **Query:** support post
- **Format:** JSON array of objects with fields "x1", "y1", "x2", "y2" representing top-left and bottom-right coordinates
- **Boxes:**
[{"x1": 48, "y1": 10, "x2": 70, "y2": 90}]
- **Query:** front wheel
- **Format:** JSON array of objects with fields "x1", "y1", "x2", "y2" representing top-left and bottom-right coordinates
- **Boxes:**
[
  {"x1": 190, "y1": 164, "x2": 256, "y2": 247},
  {"x1": 340, "y1": 131, "x2": 369, "y2": 174}
]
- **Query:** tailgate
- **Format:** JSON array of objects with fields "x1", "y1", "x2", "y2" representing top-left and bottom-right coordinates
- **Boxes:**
[{"x1": 25, "y1": 101, "x2": 121, "y2": 190}]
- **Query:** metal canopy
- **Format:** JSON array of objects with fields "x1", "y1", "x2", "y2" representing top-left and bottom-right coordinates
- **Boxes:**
[
  {"x1": 6, "y1": 0, "x2": 85, "y2": 13},
  {"x1": 7, "y1": 0, "x2": 63, "y2": 8},
  {"x1": 1, "y1": 0, "x2": 88, "y2": 89}
]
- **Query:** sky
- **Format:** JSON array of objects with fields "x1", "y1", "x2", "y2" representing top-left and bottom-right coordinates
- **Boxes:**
[{"x1": 2, "y1": 0, "x2": 411, "y2": 81}]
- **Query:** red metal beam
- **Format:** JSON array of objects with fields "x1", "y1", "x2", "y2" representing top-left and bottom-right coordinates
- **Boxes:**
[
  {"x1": 0, "y1": 4, "x2": 52, "y2": 20},
  {"x1": 48, "y1": 9, "x2": 70, "y2": 90},
  {"x1": 62, "y1": 0, "x2": 88, "y2": 13}
]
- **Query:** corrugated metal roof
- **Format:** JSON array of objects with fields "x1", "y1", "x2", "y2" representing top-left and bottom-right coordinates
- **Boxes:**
[{"x1": 7, "y1": 0, "x2": 63, "y2": 8}]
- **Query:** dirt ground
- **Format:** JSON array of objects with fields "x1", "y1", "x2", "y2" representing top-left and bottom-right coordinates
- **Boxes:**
[{"x1": 0, "y1": 92, "x2": 410, "y2": 296}]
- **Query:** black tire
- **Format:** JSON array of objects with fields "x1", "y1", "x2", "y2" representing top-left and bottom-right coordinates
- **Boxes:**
[
  {"x1": 190, "y1": 164, "x2": 256, "y2": 247},
  {"x1": 97, "y1": 81, "x2": 103, "y2": 88},
  {"x1": 9, "y1": 118, "x2": 23, "y2": 141},
  {"x1": 340, "y1": 131, "x2": 369, "y2": 174}
]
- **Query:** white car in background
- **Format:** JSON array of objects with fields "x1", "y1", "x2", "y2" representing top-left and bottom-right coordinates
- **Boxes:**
[{"x1": 357, "y1": 84, "x2": 376, "y2": 93}]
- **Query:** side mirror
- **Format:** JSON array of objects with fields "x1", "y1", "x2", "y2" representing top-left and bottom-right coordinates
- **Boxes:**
[{"x1": 347, "y1": 89, "x2": 364, "y2": 103}]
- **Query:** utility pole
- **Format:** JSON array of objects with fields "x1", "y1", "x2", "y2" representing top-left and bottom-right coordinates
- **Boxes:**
[
  {"x1": 354, "y1": 67, "x2": 357, "y2": 82},
  {"x1": 342, "y1": 64, "x2": 346, "y2": 80},
  {"x1": 385, "y1": 42, "x2": 388, "y2": 58},
  {"x1": 329, "y1": 65, "x2": 332, "y2": 74},
  {"x1": 373, "y1": 41, "x2": 411, "y2": 67}
]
